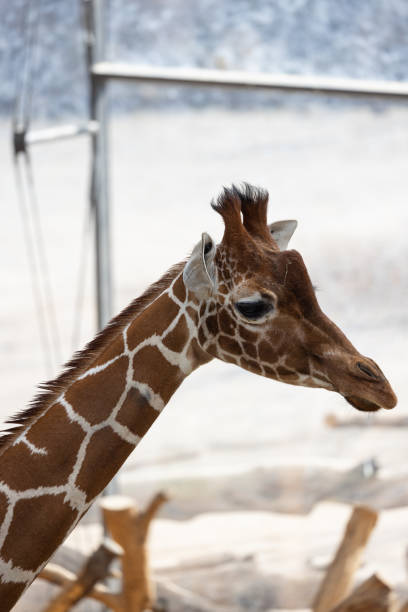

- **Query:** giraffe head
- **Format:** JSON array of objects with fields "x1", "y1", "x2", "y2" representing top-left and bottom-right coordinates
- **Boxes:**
[{"x1": 184, "y1": 184, "x2": 397, "y2": 412}]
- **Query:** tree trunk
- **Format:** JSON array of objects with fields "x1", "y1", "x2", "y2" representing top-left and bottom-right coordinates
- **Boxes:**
[{"x1": 312, "y1": 505, "x2": 378, "y2": 612}]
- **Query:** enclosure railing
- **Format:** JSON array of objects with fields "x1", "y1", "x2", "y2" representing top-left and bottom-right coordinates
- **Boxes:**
[{"x1": 92, "y1": 62, "x2": 408, "y2": 99}]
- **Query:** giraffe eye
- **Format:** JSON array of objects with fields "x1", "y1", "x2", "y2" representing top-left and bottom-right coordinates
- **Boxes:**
[{"x1": 235, "y1": 299, "x2": 274, "y2": 320}]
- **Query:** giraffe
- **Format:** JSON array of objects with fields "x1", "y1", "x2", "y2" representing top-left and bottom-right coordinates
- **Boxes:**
[{"x1": 0, "y1": 184, "x2": 396, "y2": 609}]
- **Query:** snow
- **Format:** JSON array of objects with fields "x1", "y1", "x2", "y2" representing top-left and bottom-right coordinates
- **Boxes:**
[{"x1": 2, "y1": 0, "x2": 408, "y2": 117}]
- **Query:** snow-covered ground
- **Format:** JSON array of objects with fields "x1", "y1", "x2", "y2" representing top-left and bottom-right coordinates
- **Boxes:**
[{"x1": 1, "y1": 106, "x2": 408, "y2": 609}]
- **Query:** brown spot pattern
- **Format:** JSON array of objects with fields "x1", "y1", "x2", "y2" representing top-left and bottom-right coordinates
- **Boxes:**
[
  {"x1": 117, "y1": 387, "x2": 159, "y2": 437},
  {"x1": 127, "y1": 294, "x2": 179, "y2": 351},
  {"x1": 66, "y1": 356, "x2": 128, "y2": 425},
  {"x1": 219, "y1": 335, "x2": 241, "y2": 355},
  {"x1": 0, "y1": 582, "x2": 25, "y2": 611},
  {"x1": 241, "y1": 357, "x2": 262, "y2": 374},
  {"x1": 188, "y1": 337, "x2": 213, "y2": 364},
  {"x1": 76, "y1": 427, "x2": 134, "y2": 502},
  {"x1": 172, "y1": 277, "x2": 186, "y2": 302},
  {"x1": 205, "y1": 315, "x2": 218, "y2": 335},
  {"x1": 258, "y1": 340, "x2": 278, "y2": 363},
  {"x1": 242, "y1": 341, "x2": 257, "y2": 359},
  {"x1": 218, "y1": 308, "x2": 235, "y2": 335},
  {"x1": 264, "y1": 365, "x2": 277, "y2": 377},
  {"x1": 238, "y1": 325, "x2": 258, "y2": 343},
  {"x1": 93, "y1": 334, "x2": 124, "y2": 367},
  {"x1": 133, "y1": 346, "x2": 182, "y2": 403},
  {"x1": 0, "y1": 404, "x2": 85, "y2": 490},
  {"x1": 2, "y1": 494, "x2": 77, "y2": 570},
  {"x1": 276, "y1": 366, "x2": 298, "y2": 382},
  {"x1": 162, "y1": 315, "x2": 189, "y2": 353},
  {"x1": 205, "y1": 343, "x2": 218, "y2": 357}
]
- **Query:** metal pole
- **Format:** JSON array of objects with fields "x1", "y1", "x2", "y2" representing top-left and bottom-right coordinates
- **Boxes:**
[
  {"x1": 89, "y1": 0, "x2": 112, "y2": 332},
  {"x1": 84, "y1": 0, "x2": 118, "y2": 499},
  {"x1": 92, "y1": 62, "x2": 408, "y2": 101}
]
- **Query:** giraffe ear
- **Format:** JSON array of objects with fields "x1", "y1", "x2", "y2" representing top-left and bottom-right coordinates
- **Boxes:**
[
  {"x1": 183, "y1": 232, "x2": 216, "y2": 298},
  {"x1": 268, "y1": 219, "x2": 297, "y2": 250}
]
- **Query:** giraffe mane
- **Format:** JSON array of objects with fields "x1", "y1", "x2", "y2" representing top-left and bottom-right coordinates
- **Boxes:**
[{"x1": 0, "y1": 261, "x2": 186, "y2": 454}]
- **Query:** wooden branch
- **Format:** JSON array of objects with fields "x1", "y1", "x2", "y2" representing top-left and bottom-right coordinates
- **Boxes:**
[
  {"x1": 41, "y1": 538, "x2": 123, "y2": 612},
  {"x1": 330, "y1": 574, "x2": 398, "y2": 612},
  {"x1": 325, "y1": 413, "x2": 408, "y2": 428},
  {"x1": 39, "y1": 562, "x2": 121, "y2": 610},
  {"x1": 101, "y1": 492, "x2": 168, "y2": 612},
  {"x1": 312, "y1": 505, "x2": 378, "y2": 612},
  {"x1": 141, "y1": 491, "x2": 168, "y2": 528}
]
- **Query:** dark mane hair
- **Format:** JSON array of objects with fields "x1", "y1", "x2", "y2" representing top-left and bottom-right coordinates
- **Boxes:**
[{"x1": 0, "y1": 261, "x2": 185, "y2": 454}]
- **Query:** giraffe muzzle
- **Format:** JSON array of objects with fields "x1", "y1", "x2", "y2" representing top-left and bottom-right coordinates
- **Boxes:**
[
  {"x1": 319, "y1": 350, "x2": 397, "y2": 412},
  {"x1": 343, "y1": 356, "x2": 397, "y2": 412}
]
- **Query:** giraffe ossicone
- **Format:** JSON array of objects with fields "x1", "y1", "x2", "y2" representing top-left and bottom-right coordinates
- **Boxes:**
[{"x1": 0, "y1": 183, "x2": 397, "y2": 609}]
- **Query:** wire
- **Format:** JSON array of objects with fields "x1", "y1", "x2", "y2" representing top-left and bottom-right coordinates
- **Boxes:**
[
  {"x1": 13, "y1": 155, "x2": 54, "y2": 376},
  {"x1": 24, "y1": 153, "x2": 63, "y2": 365},
  {"x1": 12, "y1": 0, "x2": 62, "y2": 374}
]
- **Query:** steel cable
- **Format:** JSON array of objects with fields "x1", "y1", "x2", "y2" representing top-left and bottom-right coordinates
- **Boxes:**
[
  {"x1": 13, "y1": 155, "x2": 54, "y2": 376},
  {"x1": 12, "y1": 0, "x2": 64, "y2": 372},
  {"x1": 24, "y1": 153, "x2": 63, "y2": 366}
]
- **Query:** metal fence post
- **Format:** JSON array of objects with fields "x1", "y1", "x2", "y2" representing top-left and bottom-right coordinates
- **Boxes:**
[
  {"x1": 85, "y1": 0, "x2": 118, "y2": 498},
  {"x1": 90, "y1": 0, "x2": 112, "y2": 332}
]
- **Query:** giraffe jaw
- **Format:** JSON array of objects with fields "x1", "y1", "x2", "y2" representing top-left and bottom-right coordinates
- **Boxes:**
[{"x1": 344, "y1": 395, "x2": 382, "y2": 412}]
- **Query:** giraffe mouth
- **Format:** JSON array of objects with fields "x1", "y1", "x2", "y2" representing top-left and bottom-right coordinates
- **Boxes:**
[{"x1": 345, "y1": 395, "x2": 381, "y2": 412}]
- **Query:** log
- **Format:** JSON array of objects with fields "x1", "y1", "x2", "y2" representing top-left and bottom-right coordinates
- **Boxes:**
[
  {"x1": 101, "y1": 492, "x2": 168, "y2": 612},
  {"x1": 39, "y1": 562, "x2": 120, "y2": 609},
  {"x1": 42, "y1": 538, "x2": 123, "y2": 612},
  {"x1": 312, "y1": 505, "x2": 378, "y2": 612},
  {"x1": 330, "y1": 574, "x2": 398, "y2": 612},
  {"x1": 325, "y1": 413, "x2": 408, "y2": 429}
]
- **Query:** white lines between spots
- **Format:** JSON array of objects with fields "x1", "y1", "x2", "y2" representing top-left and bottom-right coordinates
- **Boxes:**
[
  {"x1": 0, "y1": 557, "x2": 36, "y2": 585},
  {"x1": 58, "y1": 395, "x2": 93, "y2": 434},
  {"x1": 14, "y1": 434, "x2": 47, "y2": 456},
  {"x1": 77, "y1": 351, "x2": 125, "y2": 381},
  {"x1": 0, "y1": 500, "x2": 15, "y2": 551},
  {"x1": 17, "y1": 433, "x2": 48, "y2": 455},
  {"x1": 110, "y1": 421, "x2": 140, "y2": 446},
  {"x1": 63, "y1": 485, "x2": 88, "y2": 513},
  {"x1": 132, "y1": 381, "x2": 164, "y2": 412}
]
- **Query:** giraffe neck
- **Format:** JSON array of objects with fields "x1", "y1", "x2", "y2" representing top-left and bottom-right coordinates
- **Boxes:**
[{"x1": 0, "y1": 272, "x2": 211, "y2": 608}]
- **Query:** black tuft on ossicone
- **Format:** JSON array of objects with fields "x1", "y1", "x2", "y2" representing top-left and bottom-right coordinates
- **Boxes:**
[
  {"x1": 211, "y1": 183, "x2": 272, "y2": 242},
  {"x1": 211, "y1": 183, "x2": 268, "y2": 217}
]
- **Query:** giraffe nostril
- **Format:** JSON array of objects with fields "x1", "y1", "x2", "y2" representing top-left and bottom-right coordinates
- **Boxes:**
[{"x1": 357, "y1": 362, "x2": 379, "y2": 380}]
